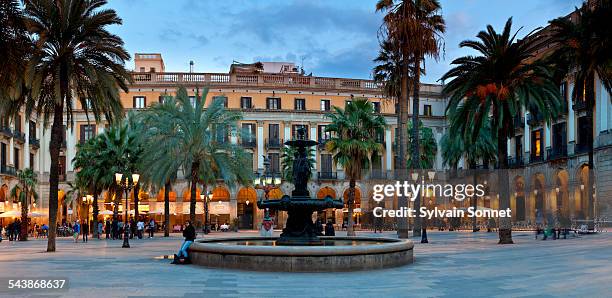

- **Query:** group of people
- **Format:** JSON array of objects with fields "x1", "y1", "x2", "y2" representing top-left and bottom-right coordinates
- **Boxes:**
[
  {"x1": 0, "y1": 220, "x2": 51, "y2": 241},
  {"x1": 1, "y1": 220, "x2": 23, "y2": 241},
  {"x1": 103, "y1": 218, "x2": 157, "y2": 240}
]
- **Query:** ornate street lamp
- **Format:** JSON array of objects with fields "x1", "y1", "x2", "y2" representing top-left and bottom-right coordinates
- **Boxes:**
[
  {"x1": 115, "y1": 172, "x2": 139, "y2": 248},
  {"x1": 82, "y1": 194, "x2": 93, "y2": 225},
  {"x1": 255, "y1": 155, "x2": 281, "y2": 218},
  {"x1": 200, "y1": 191, "x2": 213, "y2": 234}
]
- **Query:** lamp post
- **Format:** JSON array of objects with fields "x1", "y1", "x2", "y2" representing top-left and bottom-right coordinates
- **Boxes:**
[
  {"x1": 115, "y1": 172, "x2": 139, "y2": 248},
  {"x1": 254, "y1": 156, "x2": 281, "y2": 218},
  {"x1": 82, "y1": 194, "x2": 93, "y2": 226},
  {"x1": 200, "y1": 191, "x2": 213, "y2": 234}
]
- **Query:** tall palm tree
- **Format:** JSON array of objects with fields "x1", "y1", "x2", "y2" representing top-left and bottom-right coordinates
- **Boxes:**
[
  {"x1": 0, "y1": 0, "x2": 31, "y2": 105},
  {"x1": 441, "y1": 18, "x2": 562, "y2": 244},
  {"x1": 9, "y1": 168, "x2": 38, "y2": 241},
  {"x1": 139, "y1": 86, "x2": 252, "y2": 225},
  {"x1": 325, "y1": 98, "x2": 386, "y2": 236},
  {"x1": 6, "y1": 0, "x2": 132, "y2": 252},
  {"x1": 376, "y1": 0, "x2": 445, "y2": 237},
  {"x1": 97, "y1": 123, "x2": 142, "y2": 220},
  {"x1": 406, "y1": 120, "x2": 437, "y2": 169},
  {"x1": 548, "y1": 0, "x2": 612, "y2": 219},
  {"x1": 442, "y1": 114, "x2": 497, "y2": 232}
]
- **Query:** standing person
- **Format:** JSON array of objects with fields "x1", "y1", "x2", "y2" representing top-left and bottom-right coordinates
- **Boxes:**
[
  {"x1": 172, "y1": 220, "x2": 196, "y2": 264},
  {"x1": 137, "y1": 220, "x2": 144, "y2": 239},
  {"x1": 148, "y1": 219, "x2": 155, "y2": 238},
  {"x1": 325, "y1": 220, "x2": 335, "y2": 236},
  {"x1": 118, "y1": 221, "x2": 123, "y2": 239},
  {"x1": 129, "y1": 219, "x2": 136, "y2": 239},
  {"x1": 0, "y1": 224, "x2": 4, "y2": 242},
  {"x1": 73, "y1": 221, "x2": 81, "y2": 243},
  {"x1": 14, "y1": 220, "x2": 21, "y2": 241},
  {"x1": 260, "y1": 215, "x2": 273, "y2": 237},
  {"x1": 82, "y1": 220, "x2": 89, "y2": 243},
  {"x1": 7, "y1": 222, "x2": 13, "y2": 241},
  {"x1": 105, "y1": 219, "x2": 111, "y2": 239},
  {"x1": 97, "y1": 222, "x2": 103, "y2": 240},
  {"x1": 111, "y1": 219, "x2": 118, "y2": 240},
  {"x1": 41, "y1": 224, "x2": 48, "y2": 238}
]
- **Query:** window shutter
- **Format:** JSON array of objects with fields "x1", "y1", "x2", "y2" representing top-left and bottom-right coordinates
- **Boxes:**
[
  {"x1": 143, "y1": 97, "x2": 147, "y2": 108},
  {"x1": 266, "y1": 99, "x2": 270, "y2": 109},
  {"x1": 278, "y1": 98, "x2": 282, "y2": 109},
  {"x1": 133, "y1": 97, "x2": 136, "y2": 108},
  {"x1": 80, "y1": 125, "x2": 85, "y2": 142}
]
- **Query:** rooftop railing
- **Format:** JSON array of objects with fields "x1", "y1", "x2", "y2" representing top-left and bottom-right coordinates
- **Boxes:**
[{"x1": 129, "y1": 72, "x2": 444, "y2": 94}]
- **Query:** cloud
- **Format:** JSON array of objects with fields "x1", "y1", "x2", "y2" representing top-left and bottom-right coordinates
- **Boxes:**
[{"x1": 227, "y1": 1, "x2": 381, "y2": 44}]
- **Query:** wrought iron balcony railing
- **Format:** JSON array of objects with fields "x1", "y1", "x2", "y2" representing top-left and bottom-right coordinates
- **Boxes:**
[
  {"x1": 0, "y1": 165, "x2": 17, "y2": 176},
  {"x1": 240, "y1": 139, "x2": 257, "y2": 148},
  {"x1": 0, "y1": 126, "x2": 13, "y2": 137},
  {"x1": 529, "y1": 154, "x2": 544, "y2": 163},
  {"x1": 29, "y1": 137, "x2": 40, "y2": 148},
  {"x1": 317, "y1": 171, "x2": 337, "y2": 180},
  {"x1": 547, "y1": 145, "x2": 568, "y2": 160},
  {"x1": 266, "y1": 138, "x2": 282, "y2": 149},
  {"x1": 13, "y1": 131, "x2": 25, "y2": 142}
]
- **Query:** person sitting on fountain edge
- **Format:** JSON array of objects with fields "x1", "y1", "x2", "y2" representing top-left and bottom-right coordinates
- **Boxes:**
[{"x1": 173, "y1": 220, "x2": 196, "y2": 264}]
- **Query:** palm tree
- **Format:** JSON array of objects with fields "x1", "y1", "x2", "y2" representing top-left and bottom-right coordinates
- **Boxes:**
[
  {"x1": 548, "y1": 0, "x2": 612, "y2": 220},
  {"x1": 441, "y1": 115, "x2": 497, "y2": 232},
  {"x1": 441, "y1": 18, "x2": 562, "y2": 244},
  {"x1": 281, "y1": 145, "x2": 315, "y2": 182},
  {"x1": 376, "y1": 0, "x2": 445, "y2": 237},
  {"x1": 97, "y1": 124, "x2": 142, "y2": 220},
  {"x1": 139, "y1": 86, "x2": 252, "y2": 226},
  {"x1": 325, "y1": 98, "x2": 386, "y2": 236},
  {"x1": 406, "y1": 120, "x2": 437, "y2": 169},
  {"x1": 6, "y1": 0, "x2": 132, "y2": 252},
  {"x1": 73, "y1": 135, "x2": 117, "y2": 239},
  {"x1": 0, "y1": 0, "x2": 31, "y2": 105},
  {"x1": 9, "y1": 168, "x2": 38, "y2": 241}
]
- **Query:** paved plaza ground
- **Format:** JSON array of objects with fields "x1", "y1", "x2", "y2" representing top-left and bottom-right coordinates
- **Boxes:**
[{"x1": 0, "y1": 230, "x2": 610, "y2": 297}]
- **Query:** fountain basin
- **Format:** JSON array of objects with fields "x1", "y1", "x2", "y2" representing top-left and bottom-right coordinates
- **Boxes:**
[{"x1": 189, "y1": 236, "x2": 414, "y2": 272}]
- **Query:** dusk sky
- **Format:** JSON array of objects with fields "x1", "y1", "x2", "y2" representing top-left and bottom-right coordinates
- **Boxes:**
[{"x1": 107, "y1": 0, "x2": 583, "y2": 83}]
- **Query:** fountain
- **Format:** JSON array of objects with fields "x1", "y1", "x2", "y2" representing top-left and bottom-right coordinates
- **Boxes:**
[{"x1": 188, "y1": 129, "x2": 414, "y2": 271}]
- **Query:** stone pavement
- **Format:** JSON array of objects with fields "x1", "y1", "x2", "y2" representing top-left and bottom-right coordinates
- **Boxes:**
[{"x1": 0, "y1": 230, "x2": 610, "y2": 297}]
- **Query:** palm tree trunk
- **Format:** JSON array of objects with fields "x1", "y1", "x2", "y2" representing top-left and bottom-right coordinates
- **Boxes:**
[
  {"x1": 190, "y1": 162, "x2": 199, "y2": 224},
  {"x1": 134, "y1": 183, "x2": 140, "y2": 221},
  {"x1": 412, "y1": 57, "x2": 422, "y2": 237},
  {"x1": 397, "y1": 60, "x2": 410, "y2": 239},
  {"x1": 347, "y1": 179, "x2": 356, "y2": 236},
  {"x1": 497, "y1": 127, "x2": 513, "y2": 244},
  {"x1": 113, "y1": 188, "x2": 120, "y2": 220},
  {"x1": 20, "y1": 189, "x2": 28, "y2": 241},
  {"x1": 164, "y1": 182, "x2": 170, "y2": 237},
  {"x1": 92, "y1": 191, "x2": 99, "y2": 238},
  {"x1": 47, "y1": 103, "x2": 63, "y2": 252},
  {"x1": 586, "y1": 74, "x2": 595, "y2": 220},
  {"x1": 470, "y1": 162, "x2": 478, "y2": 232}
]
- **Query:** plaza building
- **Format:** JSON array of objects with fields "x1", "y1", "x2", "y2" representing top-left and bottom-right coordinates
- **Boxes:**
[{"x1": 0, "y1": 53, "x2": 450, "y2": 230}]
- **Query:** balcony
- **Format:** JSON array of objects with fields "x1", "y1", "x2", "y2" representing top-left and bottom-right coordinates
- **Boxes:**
[
  {"x1": 29, "y1": 137, "x2": 40, "y2": 148},
  {"x1": 266, "y1": 138, "x2": 282, "y2": 149},
  {"x1": 547, "y1": 145, "x2": 568, "y2": 160},
  {"x1": 369, "y1": 170, "x2": 387, "y2": 179},
  {"x1": 529, "y1": 154, "x2": 544, "y2": 164},
  {"x1": 527, "y1": 113, "x2": 544, "y2": 126},
  {"x1": 130, "y1": 72, "x2": 385, "y2": 93},
  {"x1": 13, "y1": 131, "x2": 25, "y2": 143},
  {"x1": 574, "y1": 142, "x2": 590, "y2": 154},
  {"x1": 572, "y1": 100, "x2": 587, "y2": 111},
  {"x1": 507, "y1": 156, "x2": 524, "y2": 168},
  {"x1": 317, "y1": 171, "x2": 337, "y2": 180},
  {"x1": 513, "y1": 116, "x2": 524, "y2": 130},
  {"x1": 240, "y1": 139, "x2": 256, "y2": 148},
  {"x1": 0, "y1": 165, "x2": 17, "y2": 176},
  {"x1": 0, "y1": 126, "x2": 12, "y2": 137}
]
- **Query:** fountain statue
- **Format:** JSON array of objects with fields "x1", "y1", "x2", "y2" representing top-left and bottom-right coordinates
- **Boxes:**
[{"x1": 257, "y1": 128, "x2": 343, "y2": 245}]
